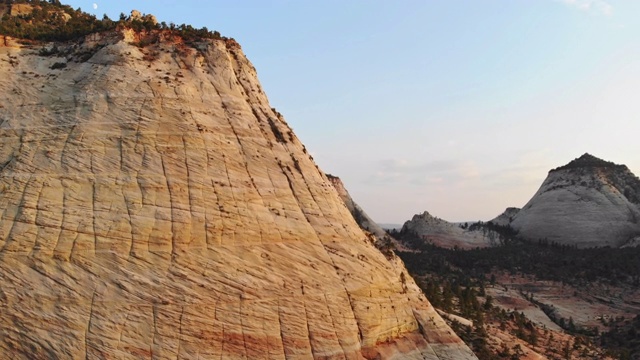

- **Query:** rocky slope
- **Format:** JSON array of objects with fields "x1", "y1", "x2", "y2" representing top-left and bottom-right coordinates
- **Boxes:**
[
  {"x1": 326, "y1": 175, "x2": 398, "y2": 251},
  {"x1": 489, "y1": 207, "x2": 520, "y2": 227},
  {"x1": 507, "y1": 154, "x2": 640, "y2": 248},
  {"x1": 400, "y1": 211, "x2": 494, "y2": 249},
  {"x1": 0, "y1": 20, "x2": 476, "y2": 360}
]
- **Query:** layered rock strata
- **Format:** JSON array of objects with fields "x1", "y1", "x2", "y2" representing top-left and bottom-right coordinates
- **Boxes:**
[{"x1": 0, "y1": 29, "x2": 476, "y2": 359}]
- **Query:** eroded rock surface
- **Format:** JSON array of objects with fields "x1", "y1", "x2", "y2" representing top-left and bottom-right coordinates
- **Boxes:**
[
  {"x1": 489, "y1": 207, "x2": 520, "y2": 227},
  {"x1": 401, "y1": 211, "x2": 494, "y2": 249},
  {"x1": 0, "y1": 31, "x2": 476, "y2": 359},
  {"x1": 508, "y1": 154, "x2": 640, "y2": 248}
]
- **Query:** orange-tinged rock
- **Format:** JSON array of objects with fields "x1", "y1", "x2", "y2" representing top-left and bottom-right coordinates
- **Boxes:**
[{"x1": 0, "y1": 30, "x2": 476, "y2": 359}]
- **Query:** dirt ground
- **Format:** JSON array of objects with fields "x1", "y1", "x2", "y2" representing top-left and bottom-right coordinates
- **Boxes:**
[{"x1": 486, "y1": 272, "x2": 640, "y2": 332}]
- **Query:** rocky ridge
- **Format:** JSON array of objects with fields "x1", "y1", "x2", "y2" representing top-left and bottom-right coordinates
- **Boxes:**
[
  {"x1": 507, "y1": 153, "x2": 640, "y2": 248},
  {"x1": 0, "y1": 23, "x2": 476, "y2": 359},
  {"x1": 489, "y1": 207, "x2": 520, "y2": 227},
  {"x1": 326, "y1": 175, "x2": 397, "y2": 252},
  {"x1": 400, "y1": 211, "x2": 494, "y2": 249}
]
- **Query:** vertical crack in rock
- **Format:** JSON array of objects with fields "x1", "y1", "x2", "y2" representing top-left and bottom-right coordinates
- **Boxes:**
[
  {"x1": 91, "y1": 179, "x2": 98, "y2": 256},
  {"x1": 302, "y1": 298, "x2": 318, "y2": 359},
  {"x1": 84, "y1": 291, "x2": 96, "y2": 360},
  {"x1": 323, "y1": 292, "x2": 350, "y2": 358}
]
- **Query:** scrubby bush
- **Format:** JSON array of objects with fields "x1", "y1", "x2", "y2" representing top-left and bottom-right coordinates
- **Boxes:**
[{"x1": 50, "y1": 61, "x2": 66, "y2": 69}]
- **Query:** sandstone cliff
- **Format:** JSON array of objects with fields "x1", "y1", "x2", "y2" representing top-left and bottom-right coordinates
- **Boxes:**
[
  {"x1": 0, "y1": 28, "x2": 476, "y2": 359},
  {"x1": 509, "y1": 154, "x2": 640, "y2": 248}
]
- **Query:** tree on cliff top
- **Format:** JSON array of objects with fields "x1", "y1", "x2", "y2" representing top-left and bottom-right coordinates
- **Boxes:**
[{"x1": 0, "y1": 0, "x2": 222, "y2": 42}]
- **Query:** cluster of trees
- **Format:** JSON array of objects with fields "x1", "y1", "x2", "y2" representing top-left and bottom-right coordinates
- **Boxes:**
[
  {"x1": 0, "y1": 0, "x2": 222, "y2": 43},
  {"x1": 551, "y1": 153, "x2": 622, "y2": 172},
  {"x1": 416, "y1": 277, "x2": 493, "y2": 358},
  {"x1": 397, "y1": 227, "x2": 640, "y2": 287},
  {"x1": 0, "y1": 0, "x2": 112, "y2": 41},
  {"x1": 415, "y1": 273, "x2": 544, "y2": 359},
  {"x1": 599, "y1": 315, "x2": 640, "y2": 359},
  {"x1": 419, "y1": 278, "x2": 487, "y2": 318}
]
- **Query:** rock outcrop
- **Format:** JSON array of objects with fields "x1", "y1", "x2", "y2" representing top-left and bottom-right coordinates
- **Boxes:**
[
  {"x1": 9, "y1": 3, "x2": 35, "y2": 17},
  {"x1": 0, "y1": 29, "x2": 476, "y2": 359},
  {"x1": 508, "y1": 153, "x2": 640, "y2": 248},
  {"x1": 130, "y1": 10, "x2": 158, "y2": 26},
  {"x1": 489, "y1": 207, "x2": 520, "y2": 227},
  {"x1": 2, "y1": 3, "x2": 71, "y2": 22},
  {"x1": 401, "y1": 211, "x2": 494, "y2": 249}
]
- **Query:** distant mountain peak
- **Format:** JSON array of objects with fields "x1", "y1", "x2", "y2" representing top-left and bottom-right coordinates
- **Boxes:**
[
  {"x1": 507, "y1": 154, "x2": 640, "y2": 247},
  {"x1": 551, "y1": 153, "x2": 624, "y2": 172}
]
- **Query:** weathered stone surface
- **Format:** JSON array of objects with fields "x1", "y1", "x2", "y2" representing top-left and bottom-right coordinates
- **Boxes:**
[
  {"x1": 131, "y1": 9, "x2": 143, "y2": 20},
  {"x1": 489, "y1": 207, "x2": 520, "y2": 227},
  {"x1": 508, "y1": 154, "x2": 640, "y2": 248},
  {"x1": 0, "y1": 31, "x2": 476, "y2": 359},
  {"x1": 9, "y1": 3, "x2": 34, "y2": 17},
  {"x1": 401, "y1": 211, "x2": 494, "y2": 249},
  {"x1": 129, "y1": 10, "x2": 157, "y2": 25}
]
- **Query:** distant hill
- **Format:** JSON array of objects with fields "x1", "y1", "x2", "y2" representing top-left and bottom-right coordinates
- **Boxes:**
[
  {"x1": 496, "y1": 153, "x2": 640, "y2": 248},
  {"x1": 399, "y1": 211, "x2": 497, "y2": 249}
]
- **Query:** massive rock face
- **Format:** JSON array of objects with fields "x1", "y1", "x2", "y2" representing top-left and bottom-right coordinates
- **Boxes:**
[
  {"x1": 508, "y1": 154, "x2": 640, "y2": 248},
  {"x1": 0, "y1": 30, "x2": 475, "y2": 359}
]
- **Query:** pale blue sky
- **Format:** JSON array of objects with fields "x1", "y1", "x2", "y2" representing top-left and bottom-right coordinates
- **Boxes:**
[{"x1": 67, "y1": 0, "x2": 640, "y2": 223}]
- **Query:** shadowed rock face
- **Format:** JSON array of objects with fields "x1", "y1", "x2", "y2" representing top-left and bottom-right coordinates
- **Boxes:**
[
  {"x1": 401, "y1": 212, "x2": 494, "y2": 249},
  {"x1": 510, "y1": 154, "x2": 640, "y2": 248},
  {"x1": 326, "y1": 175, "x2": 400, "y2": 257},
  {"x1": 489, "y1": 207, "x2": 520, "y2": 227},
  {"x1": 326, "y1": 175, "x2": 388, "y2": 239},
  {"x1": 0, "y1": 31, "x2": 476, "y2": 359}
]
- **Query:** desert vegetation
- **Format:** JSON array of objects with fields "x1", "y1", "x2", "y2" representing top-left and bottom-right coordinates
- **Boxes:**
[
  {"x1": 394, "y1": 225, "x2": 640, "y2": 359},
  {"x1": 0, "y1": 0, "x2": 223, "y2": 43}
]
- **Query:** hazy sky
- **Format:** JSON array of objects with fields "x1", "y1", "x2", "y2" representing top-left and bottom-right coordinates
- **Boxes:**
[{"x1": 67, "y1": 0, "x2": 640, "y2": 223}]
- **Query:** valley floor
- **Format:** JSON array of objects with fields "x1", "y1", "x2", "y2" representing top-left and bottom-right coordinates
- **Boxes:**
[{"x1": 395, "y1": 230, "x2": 640, "y2": 359}]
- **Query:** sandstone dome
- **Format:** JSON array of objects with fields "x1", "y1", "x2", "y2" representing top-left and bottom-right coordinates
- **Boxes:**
[
  {"x1": 509, "y1": 153, "x2": 640, "y2": 248},
  {"x1": 0, "y1": 27, "x2": 475, "y2": 359}
]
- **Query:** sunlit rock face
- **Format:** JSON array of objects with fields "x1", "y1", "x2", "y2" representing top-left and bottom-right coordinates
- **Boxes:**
[
  {"x1": 0, "y1": 30, "x2": 476, "y2": 359},
  {"x1": 509, "y1": 154, "x2": 640, "y2": 248}
]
